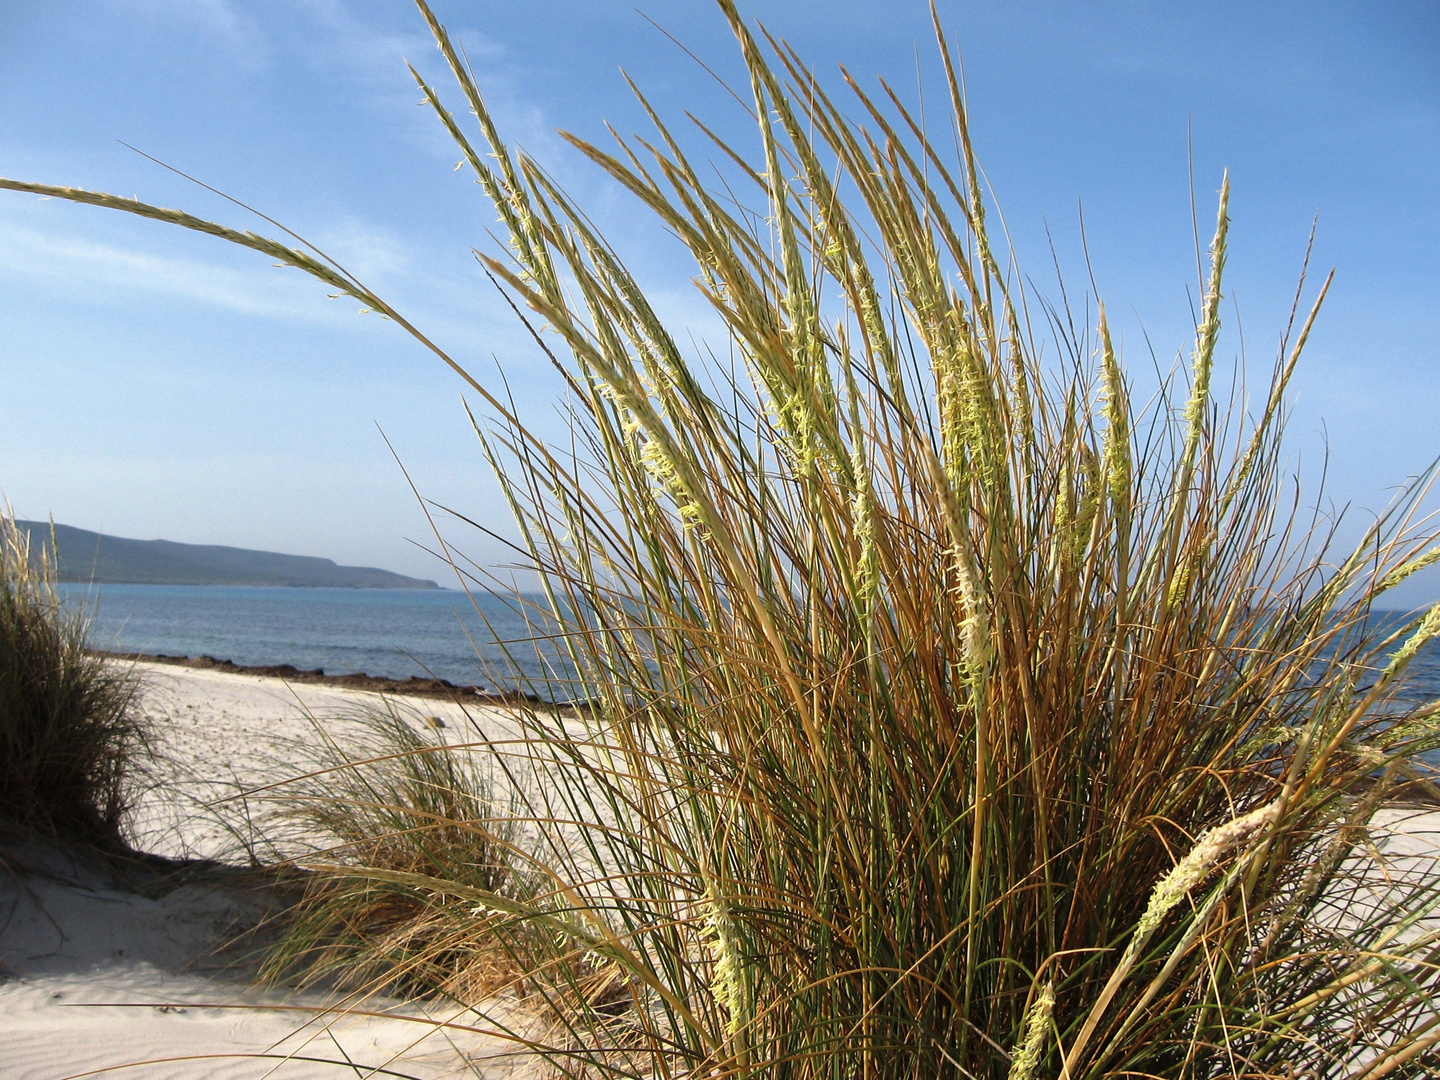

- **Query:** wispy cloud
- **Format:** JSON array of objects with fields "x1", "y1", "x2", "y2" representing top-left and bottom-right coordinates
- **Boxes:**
[
  {"x1": 291, "y1": 0, "x2": 576, "y2": 179},
  {"x1": 0, "y1": 194, "x2": 562, "y2": 382},
  {"x1": 311, "y1": 215, "x2": 415, "y2": 281},
  {"x1": 98, "y1": 0, "x2": 272, "y2": 71},
  {"x1": 0, "y1": 212, "x2": 355, "y2": 323}
]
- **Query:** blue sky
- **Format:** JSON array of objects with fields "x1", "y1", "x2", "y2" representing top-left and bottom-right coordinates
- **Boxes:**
[{"x1": 0, "y1": 1, "x2": 1436, "y2": 598}]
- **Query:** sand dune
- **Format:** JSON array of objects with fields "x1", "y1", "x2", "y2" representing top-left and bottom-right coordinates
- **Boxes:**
[
  {"x1": 1, "y1": 662, "x2": 538, "y2": 1080},
  {"x1": 0, "y1": 862, "x2": 529, "y2": 1079}
]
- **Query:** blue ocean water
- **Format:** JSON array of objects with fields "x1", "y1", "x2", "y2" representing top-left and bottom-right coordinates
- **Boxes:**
[
  {"x1": 59, "y1": 584, "x2": 574, "y2": 693},
  {"x1": 59, "y1": 585, "x2": 1440, "y2": 726}
]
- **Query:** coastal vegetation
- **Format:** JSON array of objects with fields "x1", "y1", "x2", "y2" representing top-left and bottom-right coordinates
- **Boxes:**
[
  {"x1": 4, "y1": 1, "x2": 1440, "y2": 1076},
  {"x1": 258, "y1": 700, "x2": 538, "y2": 1002},
  {"x1": 0, "y1": 514, "x2": 145, "y2": 848}
]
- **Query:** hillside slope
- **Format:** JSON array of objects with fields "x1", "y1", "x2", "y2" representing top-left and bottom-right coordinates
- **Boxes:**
[{"x1": 15, "y1": 521, "x2": 440, "y2": 589}]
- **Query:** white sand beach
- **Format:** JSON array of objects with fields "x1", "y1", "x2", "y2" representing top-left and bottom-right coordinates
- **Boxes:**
[
  {"x1": 0, "y1": 662, "x2": 541, "y2": 1080},
  {"x1": 3, "y1": 661, "x2": 1438, "y2": 1078}
]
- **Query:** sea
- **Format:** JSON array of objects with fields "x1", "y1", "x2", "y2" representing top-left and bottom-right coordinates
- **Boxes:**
[
  {"x1": 58, "y1": 584, "x2": 576, "y2": 696},
  {"x1": 56, "y1": 583, "x2": 1440, "y2": 718}
]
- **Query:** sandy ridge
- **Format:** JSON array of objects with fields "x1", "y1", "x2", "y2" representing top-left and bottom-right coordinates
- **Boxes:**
[{"x1": 1, "y1": 662, "x2": 538, "y2": 1079}]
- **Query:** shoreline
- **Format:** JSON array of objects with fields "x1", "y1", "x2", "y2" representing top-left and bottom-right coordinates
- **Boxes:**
[{"x1": 93, "y1": 649, "x2": 549, "y2": 707}]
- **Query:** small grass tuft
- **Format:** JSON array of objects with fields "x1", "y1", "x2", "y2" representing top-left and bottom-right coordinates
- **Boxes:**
[{"x1": 258, "y1": 701, "x2": 541, "y2": 1003}]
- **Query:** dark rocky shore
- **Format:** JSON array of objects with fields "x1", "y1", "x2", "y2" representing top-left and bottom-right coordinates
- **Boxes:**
[{"x1": 95, "y1": 650, "x2": 554, "y2": 708}]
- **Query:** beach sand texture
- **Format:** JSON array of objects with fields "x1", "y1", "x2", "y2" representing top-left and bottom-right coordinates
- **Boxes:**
[{"x1": 1, "y1": 662, "x2": 541, "y2": 1079}]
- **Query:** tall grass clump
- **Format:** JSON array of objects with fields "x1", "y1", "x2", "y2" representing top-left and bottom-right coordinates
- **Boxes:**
[
  {"x1": 0, "y1": 514, "x2": 144, "y2": 848},
  {"x1": 6, "y1": 1, "x2": 1440, "y2": 1074}
]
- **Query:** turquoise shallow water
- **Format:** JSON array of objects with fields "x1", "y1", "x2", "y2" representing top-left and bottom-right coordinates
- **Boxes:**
[{"x1": 59, "y1": 584, "x2": 574, "y2": 694}]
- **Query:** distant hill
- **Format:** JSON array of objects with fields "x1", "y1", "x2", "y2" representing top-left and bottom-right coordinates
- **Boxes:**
[{"x1": 15, "y1": 521, "x2": 441, "y2": 589}]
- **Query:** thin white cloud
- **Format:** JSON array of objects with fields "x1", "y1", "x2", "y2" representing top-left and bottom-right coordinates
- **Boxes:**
[
  {"x1": 312, "y1": 216, "x2": 414, "y2": 280},
  {"x1": 0, "y1": 197, "x2": 562, "y2": 383},
  {"x1": 289, "y1": 0, "x2": 577, "y2": 181},
  {"x1": 98, "y1": 0, "x2": 272, "y2": 70},
  {"x1": 0, "y1": 214, "x2": 354, "y2": 324}
]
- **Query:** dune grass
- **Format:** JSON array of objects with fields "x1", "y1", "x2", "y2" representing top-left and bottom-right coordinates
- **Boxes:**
[
  {"x1": 255, "y1": 700, "x2": 541, "y2": 1003},
  {"x1": 0, "y1": 514, "x2": 145, "y2": 849},
  {"x1": 5, "y1": 1, "x2": 1440, "y2": 1075}
]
